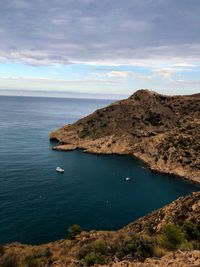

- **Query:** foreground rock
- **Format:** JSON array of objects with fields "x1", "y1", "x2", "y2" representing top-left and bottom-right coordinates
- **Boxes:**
[
  {"x1": 50, "y1": 89, "x2": 200, "y2": 184},
  {"x1": 100, "y1": 250, "x2": 200, "y2": 267}
]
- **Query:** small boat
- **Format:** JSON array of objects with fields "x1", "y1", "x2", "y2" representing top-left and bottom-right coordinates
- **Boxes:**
[
  {"x1": 125, "y1": 177, "x2": 130, "y2": 181},
  {"x1": 56, "y1": 167, "x2": 64, "y2": 173}
]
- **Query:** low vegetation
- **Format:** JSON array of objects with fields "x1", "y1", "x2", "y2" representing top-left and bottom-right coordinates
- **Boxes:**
[
  {"x1": 67, "y1": 224, "x2": 82, "y2": 240},
  {"x1": 1, "y1": 220, "x2": 199, "y2": 266}
]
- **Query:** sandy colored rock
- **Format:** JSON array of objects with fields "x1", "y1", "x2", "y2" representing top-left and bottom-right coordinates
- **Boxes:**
[{"x1": 99, "y1": 251, "x2": 200, "y2": 267}]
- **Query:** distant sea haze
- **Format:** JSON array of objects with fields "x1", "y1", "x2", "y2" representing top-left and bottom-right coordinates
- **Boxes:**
[
  {"x1": 0, "y1": 95, "x2": 198, "y2": 245},
  {"x1": 0, "y1": 89, "x2": 128, "y2": 100}
]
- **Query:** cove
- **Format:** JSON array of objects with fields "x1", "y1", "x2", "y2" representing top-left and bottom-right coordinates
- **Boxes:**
[{"x1": 1, "y1": 149, "x2": 198, "y2": 245}]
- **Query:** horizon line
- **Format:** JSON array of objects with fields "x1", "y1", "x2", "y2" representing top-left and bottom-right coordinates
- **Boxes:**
[{"x1": 0, "y1": 88, "x2": 128, "y2": 100}]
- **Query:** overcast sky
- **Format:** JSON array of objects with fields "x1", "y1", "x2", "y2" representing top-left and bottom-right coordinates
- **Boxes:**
[{"x1": 0, "y1": 0, "x2": 200, "y2": 97}]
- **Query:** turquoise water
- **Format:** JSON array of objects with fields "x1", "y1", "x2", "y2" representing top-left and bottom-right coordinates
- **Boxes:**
[{"x1": 0, "y1": 96, "x2": 199, "y2": 245}]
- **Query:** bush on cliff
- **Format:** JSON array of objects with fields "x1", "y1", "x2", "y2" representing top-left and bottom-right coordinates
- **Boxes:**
[
  {"x1": 83, "y1": 239, "x2": 108, "y2": 266},
  {"x1": 161, "y1": 223, "x2": 187, "y2": 250},
  {"x1": 24, "y1": 247, "x2": 52, "y2": 267},
  {"x1": 182, "y1": 221, "x2": 200, "y2": 241},
  {"x1": 67, "y1": 224, "x2": 82, "y2": 240},
  {"x1": 84, "y1": 251, "x2": 105, "y2": 266},
  {"x1": 92, "y1": 239, "x2": 108, "y2": 254},
  {"x1": 123, "y1": 234, "x2": 154, "y2": 260}
]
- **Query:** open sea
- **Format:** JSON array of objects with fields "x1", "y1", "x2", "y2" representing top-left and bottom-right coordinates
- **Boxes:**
[{"x1": 0, "y1": 95, "x2": 199, "y2": 245}]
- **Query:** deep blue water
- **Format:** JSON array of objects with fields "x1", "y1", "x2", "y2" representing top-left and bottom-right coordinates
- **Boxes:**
[{"x1": 0, "y1": 95, "x2": 199, "y2": 245}]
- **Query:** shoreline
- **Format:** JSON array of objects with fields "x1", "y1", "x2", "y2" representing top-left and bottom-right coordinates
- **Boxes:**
[{"x1": 52, "y1": 143, "x2": 200, "y2": 186}]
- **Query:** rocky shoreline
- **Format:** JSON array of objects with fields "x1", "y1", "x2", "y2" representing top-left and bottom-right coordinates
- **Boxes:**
[{"x1": 50, "y1": 89, "x2": 200, "y2": 185}]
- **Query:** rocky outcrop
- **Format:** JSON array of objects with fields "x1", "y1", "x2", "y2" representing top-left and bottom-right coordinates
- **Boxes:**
[
  {"x1": 100, "y1": 250, "x2": 200, "y2": 267},
  {"x1": 50, "y1": 89, "x2": 200, "y2": 184}
]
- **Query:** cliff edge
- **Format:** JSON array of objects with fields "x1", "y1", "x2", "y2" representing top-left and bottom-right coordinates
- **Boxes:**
[{"x1": 50, "y1": 89, "x2": 200, "y2": 184}]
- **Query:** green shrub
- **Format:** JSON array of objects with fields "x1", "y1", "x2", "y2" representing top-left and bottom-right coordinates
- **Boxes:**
[
  {"x1": 25, "y1": 253, "x2": 50, "y2": 267},
  {"x1": 109, "y1": 236, "x2": 125, "y2": 260},
  {"x1": 84, "y1": 251, "x2": 105, "y2": 266},
  {"x1": 82, "y1": 239, "x2": 108, "y2": 265},
  {"x1": 76, "y1": 240, "x2": 108, "y2": 261},
  {"x1": 179, "y1": 240, "x2": 193, "y2": 251},
  {"x1": 31, "y1": 248, "x2": 52, "y2": 259},
  {"x1": 75, "y1": 244, "x2": 92, "y2": 260},
  {"x1": 123, "y1": 237, "x2": 137, "y2": 255},
  {"x1": 146, "y1": 112, "x2": 162, "y2": 126},
  {"x1": 1, "y1": 253, "x2": 19, "y2": 267},
  {"x1": 193, "y1": 241, "x2": 200, "y2": 250},
  {"x1": 79, "y1": 129, "x2": 89, "y2": 138},
  {"x1": 67, "y1": 224, "x2": 82, "y2": 240},
  {"x1": 182, "y1": 221, "x2": 200, "y2": 240},
  {"x1": 161, "y1": 223, "x2": 186, "y2": 250},
  {"x1": 137, "y1": 237, "x2": 154, "y2": 259},
  {"x1": 92, "y1": 240, "x2": 107, "y2": 254},
  {"x1": 24, "y1": 247, "x2": 52, "y2": 267},
  {"x1": 123, "y1": 235, "x2": 154, "y2": 260}
]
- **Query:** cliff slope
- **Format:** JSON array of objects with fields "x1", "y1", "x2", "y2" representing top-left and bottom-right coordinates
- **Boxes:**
[{"x1": 50, "y1": 89, "x2": 200, "y2": 184}]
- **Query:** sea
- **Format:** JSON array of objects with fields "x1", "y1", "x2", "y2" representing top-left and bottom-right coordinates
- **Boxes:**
[{"x1": 0, "y1": 95, "x2": 199, "y2": 245}]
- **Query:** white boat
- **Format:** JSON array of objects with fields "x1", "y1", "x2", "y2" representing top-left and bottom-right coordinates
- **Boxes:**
[
  {"x1": 56, "y1": 167, "x2": 64, "y2": 173},
  {"x1": 125, "y1": 177, "x2": 130, "y2": 181}
]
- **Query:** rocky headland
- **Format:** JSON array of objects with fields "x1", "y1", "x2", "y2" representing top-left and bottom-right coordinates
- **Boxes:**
[{"x1": 50, "y1": 89, "x2": 200, "y2": 184}]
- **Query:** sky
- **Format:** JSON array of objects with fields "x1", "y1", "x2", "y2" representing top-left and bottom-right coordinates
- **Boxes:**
[{"x1": 0, "y1": 0, "x2": 200, "y2": 98}]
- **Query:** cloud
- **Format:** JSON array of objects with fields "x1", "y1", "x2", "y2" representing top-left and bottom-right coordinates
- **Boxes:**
[
  {"x1": 152, "y1": 65, "x2": 197, "y2": 80},
  {"x1": 0, "y1": 0, "x2": 200, "y2": 67},
  {"x1": 104, "y1": 70, "x2": 130, "y2": 78},
  {"x1": 0, "y1": 74, "x2": 120, "y2": 84},
  {"x1": 132, "y1": 73, "x2": 153, "y2": 81},
  {"x1": 172, "y1": 79, "x2": 200, "y2": 86}
]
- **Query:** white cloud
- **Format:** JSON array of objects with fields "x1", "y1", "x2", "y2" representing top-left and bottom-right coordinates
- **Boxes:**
[
  {"x1": 0, "y1": 75, "x2": 120, "y2": 84},
  {"x1": 105, "y1": 71, "x2": 130, "y2": 78}
]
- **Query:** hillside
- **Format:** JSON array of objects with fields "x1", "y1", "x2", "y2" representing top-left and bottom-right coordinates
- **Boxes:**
[
  {"x1": 50, "y1": 89, "x2": 200, "y2": 184},
  {"x1": 1, "y1": 192, "x2": 199, "y2": 266}
]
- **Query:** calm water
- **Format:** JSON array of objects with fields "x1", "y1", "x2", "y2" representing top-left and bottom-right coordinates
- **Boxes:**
[{"x1": 0, "y1": 96, "x2": 199, "y2": 245}]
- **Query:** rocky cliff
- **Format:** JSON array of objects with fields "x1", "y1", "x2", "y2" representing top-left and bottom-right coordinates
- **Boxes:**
[{"x1": 50, "y1": 89, "x2": 200, "y2": 184}]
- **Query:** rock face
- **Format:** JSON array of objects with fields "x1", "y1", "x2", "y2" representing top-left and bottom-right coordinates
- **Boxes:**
[
  {"x1": 50, "y1": 89, "x2": 200, "y2": 184},
  {"x1": 100, "y1": 250, "x2": 200, "y2": 267}
]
